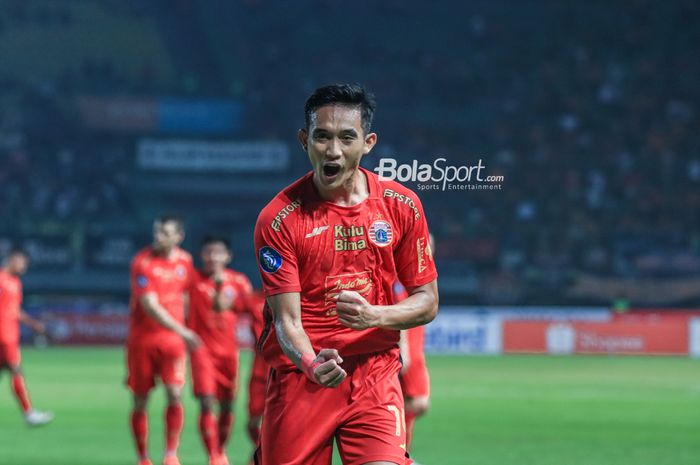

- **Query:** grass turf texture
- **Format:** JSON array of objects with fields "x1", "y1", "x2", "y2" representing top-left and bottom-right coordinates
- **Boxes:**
[{"x1": 0, "y1": 348, "x2": 698, "y2": 465}]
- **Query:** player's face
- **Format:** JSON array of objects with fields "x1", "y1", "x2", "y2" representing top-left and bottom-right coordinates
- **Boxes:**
[
  {"x1": 201, "y1": 242, "x2": 231, "y2": 273},
  {"x1": 8, "y1": 254, "x2": 28, "y2": 275},
  {"x1": 299, "y1": 104, "x2": 377, "y2": 191},
  {"x1": 152, "y1": 220, "x2": 184, "y2": 253}
]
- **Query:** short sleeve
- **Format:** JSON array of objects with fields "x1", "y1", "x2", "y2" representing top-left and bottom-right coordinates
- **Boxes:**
[
  {"x1": 131, "y1": 256, "x2": 156, "y2": 299},
  {"x1": 393, "y1": 191, "x2": 438, "y2": 289},
  {"x1": 254, "y1": 203, "x2": 301, "y2": 296}
]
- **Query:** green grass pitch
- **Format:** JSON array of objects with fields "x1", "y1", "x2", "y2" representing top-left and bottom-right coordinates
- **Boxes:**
[{"x1": 0, "y1": 348, "x2": 698, "y2": 465}]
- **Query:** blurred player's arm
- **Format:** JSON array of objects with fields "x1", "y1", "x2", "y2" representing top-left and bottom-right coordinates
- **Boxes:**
[
  {"x1": 336, "y1": 279, "x2": 438, "y2": 331},
  {"x1": 140, "y1": 293, "x2": 201, "y2": 349},
  {"x1": 182, "y1": 291, "x2": 191, "y2": 317},
  {"x1": 267, "y1": 292, "x2": 346, "y2": 387},
  {"x1": 19, "y1": 311, "x2": 45, "y2": 334},
  {"x1": 212, "y1": 274, "x2": 233, "y2": 312}
]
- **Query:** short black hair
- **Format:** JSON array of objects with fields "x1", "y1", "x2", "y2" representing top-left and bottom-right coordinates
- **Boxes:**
[
  {"x1": 155, "y1": 214, "x2": 185, "y2": 233},
  {"x1": 7, "y1": 247, "x2": 27, "y2": 258},
  {"x1": 2, "y1": 246, "x2": 27, "y2": 265},
  {"x1": 201, "y1": 235, "x2": 231, "y2": 250},
  {"x1": 304, "y1": 83, "x2": 376, "y2": 134}
]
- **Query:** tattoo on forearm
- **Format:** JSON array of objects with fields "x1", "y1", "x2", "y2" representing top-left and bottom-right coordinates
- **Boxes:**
[{"x1": 275, "y1": 320, "x2": 303, "y2": 366}]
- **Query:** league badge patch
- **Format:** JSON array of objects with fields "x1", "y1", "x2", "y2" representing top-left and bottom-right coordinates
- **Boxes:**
[{"x1": 259, "y1": 246, "x2": 283, "y2": 273}]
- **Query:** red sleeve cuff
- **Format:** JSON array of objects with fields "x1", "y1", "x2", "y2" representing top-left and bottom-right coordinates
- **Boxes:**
[{"x1": 400, "y1": 272, "x2": 438, "y2": 290}]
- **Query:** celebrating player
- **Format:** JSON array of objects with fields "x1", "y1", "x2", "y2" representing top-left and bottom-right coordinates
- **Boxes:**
[
  {"x1": 0, "y1": 248, "x2": 53, "y2": 427},
  {"x1": 188, "y1": 236, "x2": 253, "y2": 465},
  {"x1": 126, "y1": 215, "x2": 200, "y2": 465},
  {"x1": 253, "y1": 83, "x2": 439, "y2": 465}
]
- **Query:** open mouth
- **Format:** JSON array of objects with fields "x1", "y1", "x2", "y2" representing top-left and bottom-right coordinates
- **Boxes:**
[{"x1": 322, "y1": 163, "x2": 342, "y2": 178}]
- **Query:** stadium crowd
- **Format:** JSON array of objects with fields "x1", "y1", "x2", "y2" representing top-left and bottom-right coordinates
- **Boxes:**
[{"x1": 0, "y1": 0, "x2": 698, "y2": 305}]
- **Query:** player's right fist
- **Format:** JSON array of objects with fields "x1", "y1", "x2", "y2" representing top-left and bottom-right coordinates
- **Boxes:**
[{"x1": 301, "y1": 349, "x2": 347, "y2": 388}]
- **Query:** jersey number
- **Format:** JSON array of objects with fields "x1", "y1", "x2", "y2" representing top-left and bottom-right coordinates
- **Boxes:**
[{"x1": 386, "y1": 404, "x2": 405, "y2": 437}]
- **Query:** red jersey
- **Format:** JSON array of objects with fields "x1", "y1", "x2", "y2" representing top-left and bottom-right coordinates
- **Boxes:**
[
  {"x1": 247, "y1": 290, "x2": 269, "y2": 419},
  {"x1": 247, "y1": 291, "x2": 267, "y2": 343},
  {"x1": 254, "y1": 168, "x2": 437, "y2": 370},
  {"x1": 188, "y1": 268, "x2": 253, "y2": 356},
  {"x1": 0, "y1": 270, "x2": 23, "y2": 345},
  {"x1": 128, "y1": 246, "x2": 193, "y2": 345}
]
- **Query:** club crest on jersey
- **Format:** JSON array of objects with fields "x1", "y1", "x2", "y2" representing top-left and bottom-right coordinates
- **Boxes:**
[
  {"x1": 259, "y1": 246, "x2": 283, "y2": 273},
  {"x1": 175, "y1": 265, "x2": 187, "y2": 279},
  {"x1": 224, "y1": 287, "x2": 237, "y2": 300},
  {"x1": 369, "y1": 220, "x2": 393, "y2": 247},
  {"x1": 137, "y1": 275, "x2": 149, "y2": 288}
]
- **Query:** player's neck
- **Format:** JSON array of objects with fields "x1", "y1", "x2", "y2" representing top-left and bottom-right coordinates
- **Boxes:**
[
  {"x1": 315, "y1": 169, "x2": 369, "y2": 207},
  {"x1": 152, "y1": 246, "x2": 176, "y2": 260}
]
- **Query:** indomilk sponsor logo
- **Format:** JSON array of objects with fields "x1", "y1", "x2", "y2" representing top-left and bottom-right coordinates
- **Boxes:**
[
  {"x1": 374, "y1": 158, "x2": 504, "y2": 191},
  {"x1": 324, "y1": 271, "x2": 373, "y2": 314}
]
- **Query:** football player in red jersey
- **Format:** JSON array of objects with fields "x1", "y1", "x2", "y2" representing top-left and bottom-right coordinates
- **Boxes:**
[
  {"x1": 188, "y1": 236, "x2": 254, "y2": 465},
  {"x1": 0, "y1": 248, "x2": 53, "y2": 426},
  {"x1": 244, "y1": 290, "x2": 268, "y2": 464},
  {"x1": 126, "y1": 215, "x2": 200, "y2": 465},
  {"x1": 395, "y1": 281, "x2": 430, "y2": 455},
  {"x1": 253, "y1": 84, "x2": 439, "y2": 465},
  {"x1": 396, "y1": 234, "x2": 435, "y2": 460}
]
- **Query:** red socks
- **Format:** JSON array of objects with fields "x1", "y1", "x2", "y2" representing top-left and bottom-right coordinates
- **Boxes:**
[
  {"x1": 133, "y1": 403, "x2": 225, "y2": 460},
  {"x1": 11, "y1": 374, "x2": 32, "y2": 413},
  {"x1": 165, "y1": 404, "x2": 184, "y2": 455},
  {"x1": 199, "y1": 411, "x2": 219, "y2": 459},
  {"x1": 218, "y1": 411, "x2": 234, "y2": 450},
  {"x1": 130, "y1": 410, "x2": 149, "y2": 459}
]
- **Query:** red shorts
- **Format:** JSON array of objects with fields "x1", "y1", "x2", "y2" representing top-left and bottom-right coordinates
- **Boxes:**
[
  {"x1": 0, "y1": 342, "x2": 20, "y2": 367},
  {"x1": 190, "y1": 345, "x2": 238, "y2": 400},
  {"x1": 126, "y1": 338, "x2": 186, "y2": 395},
  {"x1": 258, "y1": 348, "x2": 412, "y2": 465}
]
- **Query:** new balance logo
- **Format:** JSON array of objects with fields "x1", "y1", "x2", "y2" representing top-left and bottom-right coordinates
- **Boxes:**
[{"x1": 305, "y1": 226, "x2": 329, "y2": 238}]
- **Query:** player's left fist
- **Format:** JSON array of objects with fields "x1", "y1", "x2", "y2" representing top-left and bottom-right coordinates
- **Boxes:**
[{"x1": 336, "y1": 290, "x2": 380, "y2": 330}]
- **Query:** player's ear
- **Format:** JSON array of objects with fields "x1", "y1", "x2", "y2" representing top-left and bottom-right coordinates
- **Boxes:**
[
  {"x1": 363, "y1": 132, "x2": 377, "y2": 155},
  {"x1": 298, "y1": 129, "x2": 309, "y2": 152}
]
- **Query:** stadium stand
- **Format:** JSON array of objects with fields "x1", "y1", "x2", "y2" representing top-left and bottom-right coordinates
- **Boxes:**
[{"x1": 0, "y1": 0, "x2": 698, "y2": 306}]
